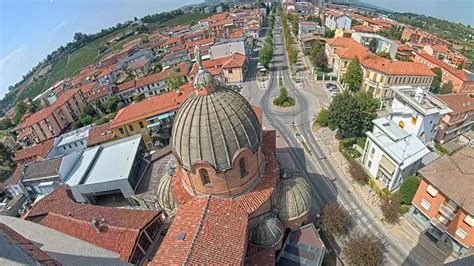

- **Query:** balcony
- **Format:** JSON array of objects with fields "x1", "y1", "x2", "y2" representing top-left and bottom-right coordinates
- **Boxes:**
[
  {"x1": 431, "y1": 218, "x2": 448, "y2": 232},
  {"x1": 438, "y1": 204, "x2": 457, "y2": 221}
]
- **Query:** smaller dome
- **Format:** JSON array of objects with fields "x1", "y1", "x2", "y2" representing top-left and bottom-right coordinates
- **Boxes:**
[
  {"x1": 249, "y1": 213, "x2": 284, "y2": 247},
  {"x1": 157, "y1": 159, "x2": 177, "y2": 215},
  {"x1": 193, "y1": 68, "x2": 218, "y2": 91},
  {"x1": 272, "y1": 171, "x2": 312, "y2": 221}
]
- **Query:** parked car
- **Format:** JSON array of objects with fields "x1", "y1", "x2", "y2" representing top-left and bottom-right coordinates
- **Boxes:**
[
  {"x1": 326, "y1": 83, "x2": 337, "y2": 90},
  {"x1": 231, "y1": 84, "x2": 242, "y2": 92},
  {"x1": 330, "y1": 90, "x2": 339, "y2": 97}
]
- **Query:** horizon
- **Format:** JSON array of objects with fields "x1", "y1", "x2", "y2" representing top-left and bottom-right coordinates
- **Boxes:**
[{"x1": 0, "y1": 0, "x2": 202, "y2": 99}]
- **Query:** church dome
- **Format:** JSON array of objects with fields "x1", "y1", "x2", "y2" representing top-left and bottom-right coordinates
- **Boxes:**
[
  {"x1": 272, "y1": 171, "x2": 312, "y2": 221},
  {"x1": 249, "y1": 213, "x2": 284, "y2": 247},
  {"x1": 171, "y1": 47, "x2": 261, "y2": 172},
  {"x1": 156, "y1": 159, "x2": 177, "y2": 215}
]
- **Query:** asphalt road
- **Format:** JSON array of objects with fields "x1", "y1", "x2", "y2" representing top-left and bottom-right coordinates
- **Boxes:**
[{"x1": 251, "y1": 13, "x2": 421, "y2": 266}]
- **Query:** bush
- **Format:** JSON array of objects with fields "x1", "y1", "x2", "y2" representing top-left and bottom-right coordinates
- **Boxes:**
[
  {"x1": 273, "y1": 86, "x2": 295, "y2": 107},
  {"x1": 400, "y1": 204, "x2": 410, "y2": 214},
  {"x1": 348, "y1": 158, "x2": 369, "y2": 185},
  {"x1": 435, "y1": 143, "x2": 450, "y2": 155},
  {"x1": 321, "y1": 201, "x2": 351, "y2": 237},
  {"x1": 399, "y1": 176, "x2": 420, "y2": 205},
  {"x1": 343, "y1": 233, "x2": 387, "y2": 266},
  {"x1": 381, "y1": 193, "x2": 400, "y2": 224},
  {"x1": 315, "y1": 108, "x2": 329, "y2": 127}
]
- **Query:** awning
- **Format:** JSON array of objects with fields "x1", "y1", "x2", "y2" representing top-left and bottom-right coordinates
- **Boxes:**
[
  {"x1": 147, "y1": 121, "x2": 161, "y2": 128},
  {"x1": 379, "y1": 155, "x2": 396, "y2": 175},
  {"x1": 146, "y1": 111, "x2": 175, "y2": 122}
]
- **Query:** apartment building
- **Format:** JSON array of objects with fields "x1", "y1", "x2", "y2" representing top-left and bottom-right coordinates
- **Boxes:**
[
  {"x1": 411, "y1": 146, "x2": 474, "y2": 257},
  {"x1": 15, "y1": 88, "x2": 86, "y2": 145},
  {"x1": 388, "y1": 86, "x2": 452, "y2": 145},
  {"x1": 210, "y1": 37, "x2": 252, "y2": 59},
  {"x1": 108, "y1": 84, "x2": 193, "y2": 150},
  {"x1": 325, "y1": 10, "x2": 351, "y2": 30},
  {"x1": 362, "y1": 117, "x2": 429, "y2": 191},
  {"x1": 352, "y1": 32, "x2": 399, "y2": 59},
  {"x1": 436, "y1": 93, "x2": 474, "y2": 143},
  {"x1": 414, "y1": 52, "x2": 474, "y2": 93},
  {"x1": 189, "y1": 53, "x2": 247, "y2": 84},
  {"x1": 325, "y1": 37, "x2": 360, "y2": 68}
]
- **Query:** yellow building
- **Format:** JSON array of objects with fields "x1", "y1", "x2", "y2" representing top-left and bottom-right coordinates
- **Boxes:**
[
  {"x1": 189, "y1": 53, "x2": 247, "y2": 84},
  {"x1": 108, "y1": 85, "x2": 193, "y2": 150}
]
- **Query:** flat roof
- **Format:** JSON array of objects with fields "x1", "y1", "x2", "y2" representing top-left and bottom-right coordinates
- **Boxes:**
[
  {"x1": 392, "y1": 86, "x2": 452, "y2": 116},
  {"x1": 82, "y1": 134, "x2": 142, "y2": 185},
  {"x1": 56, "y1": 125, "x2": 91, "y2": 147},
  {"x1": 63, "y1": 147, "x2": 101, "y2": 186},
  {"x1": 373, "y1": 117, "x2": 408, "y2": 141}
]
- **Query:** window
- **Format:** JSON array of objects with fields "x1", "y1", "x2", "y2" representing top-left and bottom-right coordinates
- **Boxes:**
[
  {"x1": 200, "y1": 169, "x2": 210, "y2": 186},
  {"x1": 63, "y1": 147, "x2": 67, "y2": 151},
  {"x1": 421, "y1": 198, "x2": 431, "y2": 210},
  {"x1": 139, "y1": 121, "x2": 145, "y2": 128},
  {"x1": 119, "y1": 128, "x2": 125, "y2": 134},
  {"x1": 399, "y1": 120, "x2": 405, "y2": 128},
  {"x1": 464, "y1": 215, "x2": 474, "y2": 227},
  {"x1": 128, "y1": 124, "x2": 134, "y2": 131},
  {"x1": 411, "y1": 116, "x2": 417, "y2": 125},
  {"x1": 370, "y1": 147, "x2": 375, "y2": 158},
  {"x1": 239, "y1": 158, "x2": 248, "y2": 178},
  {"x1": 455, "y1": 228, "x2": 468, "y2": 239},
  {"x1": 228, "y1": 68, "x2": 233, "y2": 73},
  {"x1": 74, "y1": 142, "x2": 78, "y2": 147},
  {"x1": 368, "y1": 160, "x2": 372, "y2": 168},
  {"x1": 438, "y1": 215, "x2": 448, "y2": 225},
  {"x1": 427, "y1": 185, "x2": 438, "y2": 196}
]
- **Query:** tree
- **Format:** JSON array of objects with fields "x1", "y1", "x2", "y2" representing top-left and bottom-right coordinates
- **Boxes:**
[
  {"x1": 166, "y1": 73, "x2": 184, "y2": 91},
  {"x1": 344, "y1": 58, "x2": 363, "y2": 92},
  {"x1": 288, "y1": 45, "x2": 298, "y2": 65},
  {"x1": 106, "y1": 96, "x2": 119, "y2": 112},
  {"x1": 430, "y1": 67, "x2": 442, "y2": 93},
  {"x1": 314, "y1": 50, "x2": 328, "y2": 70},
  {"x1": 133, "y1": 94, "x2": 144, "y2": 102},
  {"x1": 327, "y1": 91, "x2": 378, "y2": 136},
  {"x1": 381, "y1": 194, "x2": 400, "y2": 224},
  {"x1": 399, "y1": 176, "x2": 420, "y2": 205},
  {"x1": 307, "y1": 15, "x2": 321, "y2": 25},
  {"x1": 0, "y1": 118, "x2": 14, "y2": 130},
  {"x1": 348, "y1": 158, "x2": 369, "y2": 184},
  {"x1": 0, "y1": 143, "x2": 17, "y2": 179},
  {"x1": 440, "y1": 81, "x2": 453, "y2": 94},
  {"x1": 28, "y1": 101, "x2": 40, "y2": 113},
  {"x1": 343, "y1": 233, "x2": 387, "y2": 266},
  {"x1": 324, "y1": 29, "x2": 335, "y2": 38},
  {"x1": 351, "y1": 19, "x2": 362, "y2": 27},
  {"x1": 368, "y1": 38, "x2": 378, "y2": 53},
  {"x1": 14, "y1": 102, "x2": 27, "y2": 124},
  {"x1": 321, "y1": 201, "x2": 351, "y2": 237},
  {"x1": 376, "y1": 51, "x2": 391, "y2": 59},
  {"x1": 259, "y1": 44, "x2": 273, "y2": 67}
]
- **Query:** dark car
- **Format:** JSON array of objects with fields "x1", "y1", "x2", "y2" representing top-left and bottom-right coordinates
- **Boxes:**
[{"x1": 325, "y1": 83, "x2": 337, "y2": 89}]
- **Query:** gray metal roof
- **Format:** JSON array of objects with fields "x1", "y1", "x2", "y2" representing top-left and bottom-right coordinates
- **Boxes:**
[
  {"x1": 171, "y1": 86, "x2": 261, "y2": 172},
  {"x1": 272, "y1": 171, "x2": 312, "y2": 221},
  {"x1": 249, "y1": 213, "x2": 284, "y2": 247}
]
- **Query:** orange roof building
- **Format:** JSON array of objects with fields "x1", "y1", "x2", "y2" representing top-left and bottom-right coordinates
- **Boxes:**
[{"x1": 189, "y1": 53, "x2": 247, "y2": 83}]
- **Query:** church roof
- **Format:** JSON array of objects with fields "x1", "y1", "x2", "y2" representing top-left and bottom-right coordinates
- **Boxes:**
[{"x1": 272, "y1": 171, "x2": 312, "y2": 221}]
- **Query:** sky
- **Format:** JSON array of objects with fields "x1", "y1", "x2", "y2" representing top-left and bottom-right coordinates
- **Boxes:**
[
  {"x1": 363, "y1": 0, "x2": 474, "y2": 26},
  {"x1": 0, "y1": 0, "x2": 202, "y2": 98}
]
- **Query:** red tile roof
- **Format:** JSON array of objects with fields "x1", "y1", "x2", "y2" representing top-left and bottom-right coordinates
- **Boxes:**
[
  {"x1": 155, "y1": 130, "x2": 280, "y2": 264},
  {"x1": 109, "y1": 84, "x2": 193, "y2": 129},
  {"x1": 184, "y1": 37, "x2": 216, "y2": 49},
  {"x1": 86, "y1": 122, "x2": 116, "y2": 146},
  {"x1": 8, "y1": 164, "x2": 25, "y2": 185},
  {"x1": 79, "y1": 82, "x2": 98, "y2": 94},
  {"x1": 222, "y1": 53, "x2": 246, "y2": 69},
  {"x1": 415, "y1": 52, "x2": 468, "y2": 81},
  {"x1": 190, "y1": 53, "x2": 246, "y2": 76},
  {"x1": 362, "y1": 55, "x2": 435, "y2": 76},
  {"x1": 351, "y1": 25, "x2": 375, "y2": 33},
  {"x1": 437, "y1": 93, "x2": 474, "y2": 115},
  {"x1": 14, "y1": 139, "x2": 54, "y2": 162},
  {"x1": 0, "y1": 223, "x2": 59, "y2": 265},
  {"x1": 334, "y1": 46, "x2": 371, "y2": 60},
  {"x1": 162, "y1": 36, "x2": 183, "y2": 47},
  {"x1": 24, "y1": 185, "x2": 161, "y2": 262},
  {"x1": 326, "y1": 37, "x2": 360, "y2": 48},
  {"x1": 99, "y1": 64, "x2": 116, "y2": 77},
  {"x1": 432, "y1": 44, "x2": 449, "y2": 54},
  {"x1": 86, "y1": 85, "x2": 109, "y2": 102}
]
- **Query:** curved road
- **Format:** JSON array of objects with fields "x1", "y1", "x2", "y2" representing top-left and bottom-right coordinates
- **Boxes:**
[{"x1": 256, "y1": 13, "x2": 421, "y2": 266}]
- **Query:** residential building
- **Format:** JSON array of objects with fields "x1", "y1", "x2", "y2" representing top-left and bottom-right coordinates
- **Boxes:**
[
  {"x1": 13, "y1": 139, "x2": 54, "y2": 164},
  {"x1": 325, "y1": 37, "x2": 361, "y2": 68},
  {"x1": 295, "y1": 2, "x2": 316, "y2": 17},
  {"x1": 423, "y1": 44, "x2": 449, "y2": 61},
  {"x1": 388, "y1": 86, "x2": 452, "y2": 145},
  {"x1": 396, "y1": 44, "x2": 415, "y2": 61},
  {"x1": 325, "y1": 10, "x2": 351, "y2": 30},
  {"x1": 108, "y1": 84, "x2": 193, "y2": 150},
  {"x1": 298, "y1": 21, "x2": 324, "y2": 38},
  {"x1": 436, "y1": 93, "x2": 474, "y2": 143},
  {"x1": 189, "y1": 53, "x2": 247, "y2": 84},
  {"x1": 47, "y1": 124, "x2": 92, "y2": 157},
  {"x1": 362, "y1": 117, "x2": 430, "y2": 191},
  {"x1": 210, "y1": 37, "x2": 252, "y2": 59},
  {"x1": 352, "y1": 32, "x2": 399, "y2": 59},
  {"x1": 414, "y1": 52, "x2": 474, "y2": 93},
  {"x1": 24, "y1": 185, "x2": 164, "y2": 264},
  {"x1": 15, "y1": 88, "x2": 86, "y2": 144},
  {"x1": 401, "y1": 27, "x2": 453, "y2": 49},
  {"x1": 161, "y1": 36, "x2": 183, "y2": 50},
  {"x1": 351, "y1": 24, "x2": 376, "y2": 34},
  {"x1": 0, "y1": 216, "x2": 128, "y2": 266},
  {"x1": 161, "y1": 50, "x2": 191, "y2": 68},
  {"x1": 86, "y1": 121, "x2": 116, "y2": 147},
  {"x1": 411, "y1": 146, "x2": 474, "y2": 257}
]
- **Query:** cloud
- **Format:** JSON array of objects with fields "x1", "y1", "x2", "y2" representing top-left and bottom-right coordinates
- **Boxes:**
[
  {"x1": 0, "y1": 44, "x2": 28, "y2": 96},
  {"x1": 50, "y1": 21, "x2": 68, "y2": 33},
  {"x1": 0, "y1": 44, "x2": 26, "y2": 72}
]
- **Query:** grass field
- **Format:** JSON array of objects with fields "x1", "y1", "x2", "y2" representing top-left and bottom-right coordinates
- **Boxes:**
[{"x1": 148, "y1": 13, "x2": 214, "y2": 31}]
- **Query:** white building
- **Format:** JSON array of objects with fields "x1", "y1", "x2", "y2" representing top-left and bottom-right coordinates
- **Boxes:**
[
  {"x1": 325, "y1": 12, "x2": 351, "y2": 30},
  {"x1": 362, "y1": 117, "x2": 430, "y2": 191},
  {"x1": 388, "y1": 86, "x2": 452, "y2": 145},
  {"x1": 47, "y1": 125, "x2": 92, "y2": 158},
  {"x1": 210, "y1": 37, "x2": 251, "y2": 59},
  {"x1": 351, "y1": 32, "x2": 399, "y2": 59}
]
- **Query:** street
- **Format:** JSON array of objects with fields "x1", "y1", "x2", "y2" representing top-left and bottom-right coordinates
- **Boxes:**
[{"x1": 241, "y1": 12, "x2": 423, "y2": 266}]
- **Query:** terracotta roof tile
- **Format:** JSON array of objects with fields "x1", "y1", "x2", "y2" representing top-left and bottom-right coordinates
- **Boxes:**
[
  {"x1": 437, "y1": 93, "x2": 474, "y2": 115},
  {"x1": 362, "y1": 55, "x2": 435, "y2": 76},
  {"x1": 14, "y1": 139, "x2": 54, "y2": 162},
  {"x1": 7, "y1": 164, "x2": 25, "y2": 185},
  {"x1": 79, "y1": 82, "x2": 98, "y2": 94},
  {"x1": 162, "y1": 36, "x2": 183, "y2": 47},
  {"x1": 109, "y1": 84, "x2": 193, "y2": 129},
  {"x1": 351, "y1": 25, "x2": 375, "y2": 33},
  {"x1": 86, "y1": 122, "x2": 116, "y2": 146},
  {"x1": 24, "y1": 185, "x2": 161, "y2": 262},
  {"x1": 416, "y1": 52, "x2": 469, "y2": 81}
]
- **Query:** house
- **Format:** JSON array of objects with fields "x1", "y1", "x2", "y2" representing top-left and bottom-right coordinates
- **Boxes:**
[
  {"x1": 352, "y1": 24, "x2": 375, "y2": 34},
  {"x1": 401, "y1": 27, "x2": 453, "y2": 50},
  {"x1": 87, "y1": 121, "x2": 116, "y2": 146},
  {"x1": 397, "y1": 44, "x2": 415, "y2": 61},
  {"x1": 362, "y1": 117, "x2": 430, "y2": 191},
  {"x1": 23, "y1": 185, "x2": 164, "y2": 264},
  {"x1": 0, "y1": 216, "x2": 128, "y2": 265},
  {"x1": 411, "y1": 146, "x2": 474, "y2": 258},
  {"x1": 127, "y1": 58, "x2": 152, "y2": 78},
  {"x1": 298, "y1": 21, "x2": 325, "y2": 39},
  {"x1": 210, "y1": 37, "x2": 252, "y2": 59},
  {"x1": 435, "y1": 93, "x2": 474, "y2": 143},
  {"x1": 15, "y1": 88, "x2": 86, "y2": 145},
  {"x1": 161, "y1": 36, "x2": 184, "y2": 50},
  {"x1": 13, "y1": 139, "x2": 54, "y2": 164},
  {"x1": 161, "y1": 49, "x2": 191, "y2": 68},
  {"x1": 388, "y1": 86, "x2": 452, "y2": 145},
  {"x1": 46, "y1": 124, "x2": 92, "y2": 158},
  {"x1": 190, "y1": 53, "x2": 247, "y2": 84},
  {"x1": 413, "y1": 52, "x2": 474, "y2": 93},
  {"x1": 352, "y1": 32, "x2": 399, "y2": 59},
  {"x1": 108, "y1": 84, "x2": 193, "y2": 150},
  {"x1": 423, "y1": 44, "x2": 449, "y2": 60},
  {"x1": 325, "y1": 37, "x2": 361, "y2": 68},
  {"x1": 325, "y1": 10, "x2": 351, "y2": 30}
]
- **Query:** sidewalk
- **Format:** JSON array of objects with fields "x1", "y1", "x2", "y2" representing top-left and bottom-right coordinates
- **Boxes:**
[{"x1": 313, "y1": 127, "x2": 453, "y2": 265}]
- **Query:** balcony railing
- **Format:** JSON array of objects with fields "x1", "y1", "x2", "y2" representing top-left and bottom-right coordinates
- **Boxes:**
[
  {"x1": 438, "y1": 204, "x2": 457, "y2": 220},
  {"x1": 431, "y1": 218, "x2": 448, "y2": 232}
]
